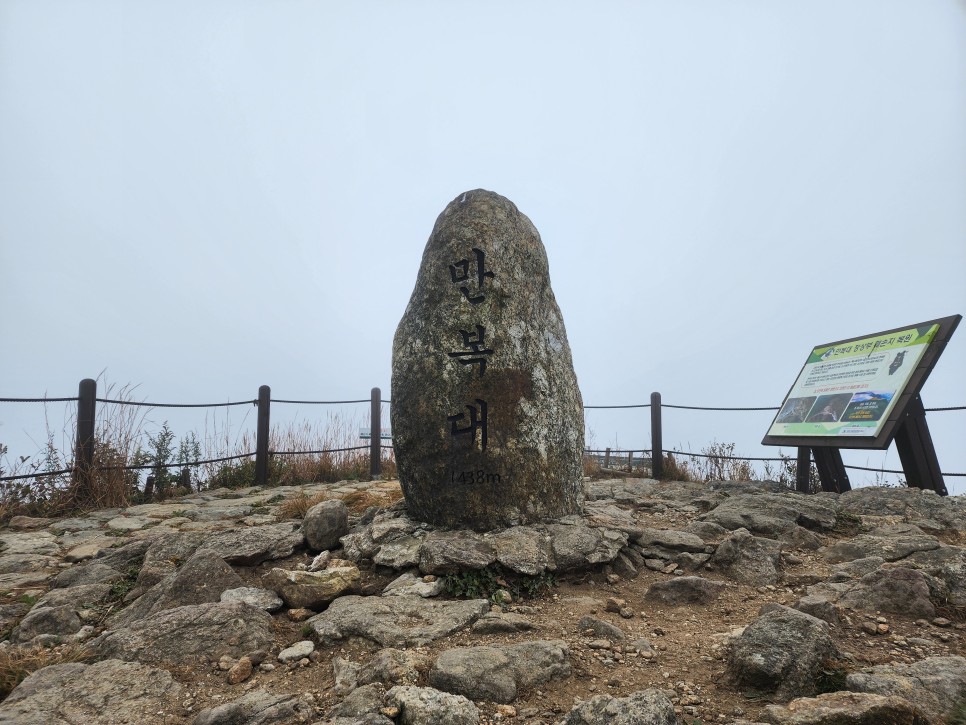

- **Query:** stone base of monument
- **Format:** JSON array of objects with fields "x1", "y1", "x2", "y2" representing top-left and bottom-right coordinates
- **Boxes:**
[{"x1": 334, "y1": 499, "x2": 633, "y2": 580}]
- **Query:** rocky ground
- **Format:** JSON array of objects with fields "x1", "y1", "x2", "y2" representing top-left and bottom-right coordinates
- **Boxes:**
[{"x1": 0, "y1": 476, "x2": 964, "y2": 724}]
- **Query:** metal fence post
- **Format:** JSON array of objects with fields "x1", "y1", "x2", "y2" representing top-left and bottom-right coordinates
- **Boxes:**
[
  {"x1": 370, "y1": 387, "x2": 381, "y2": 478},
  {"x1": 650, "y1": 392, "x2": 663, "y2": 480},
  {"x1": 75, "y1": 378, "x2": 97, "y2": 493},
  {"x1": 255, "y1": 385, "x2": 270, "y2": 486}
]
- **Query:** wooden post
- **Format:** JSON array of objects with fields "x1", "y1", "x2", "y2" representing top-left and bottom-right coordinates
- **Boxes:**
[
  {"x1": 627, "y1": 450, "x2": 633, "y2": 472},
  {"x1": 75, "y1": 378, "x2": 97, "y2": 494},
  {"x1": 650, "y1": 392, "x2": 663, "y2": 480},
  {"x1": 812, "y1": 447, "x2": 851, "y2": 493},
  {"x1": 796, "y1": 447, "x2": 811, "y2": 493},
  {"x1": 894, "y1": 395, "x2": 947, "y2": 495},
  {"x1": 255, "y1": 385, "x2": 270, "y2": 486},
  {"x1": 370, "y1": 387, "x2": 381, "y2": 478},
  {"x1": 604, "y1": 447, "x2": 611, "y2": 469}
]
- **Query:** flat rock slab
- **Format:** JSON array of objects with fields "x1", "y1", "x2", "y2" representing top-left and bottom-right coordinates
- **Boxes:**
[
  {"x1": 762, "y1": 691, "x2": 930, "y2": 725},
  {"x1": 309, "y1": 594, "x2": 489, "y2": 647},
  {"x1": 645, "y1": 576, "x2": 727, "y2": 606},
  {"x1": 0, "y1": 659, "x2": 184, "y2": 725},
  {"x1": 192, "y1": 689, "x2": 317, "y2": 725},
  {"x1": 92, "y1": 601, "x2": 275, "y2": 666},
  {"x1": 107, "y1": 516, "x2": 155, "y2": 531},
  {"x1": 560, "y1": 689, "x2": 677, "y2": 725},
  {"x1": 0, "y1": 531, "x2": 61, "y2": 556},
  {"x1": 429, "y1": 640, "x2": 570, "y2": 704},
  {"x1": 197, "y1": 522, "x2": 305, "y2": 565},
  {"x1": 846, "y1": 655, "x2": 966, "y2": 724}
]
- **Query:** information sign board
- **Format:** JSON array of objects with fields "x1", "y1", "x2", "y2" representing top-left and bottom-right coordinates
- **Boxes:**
[{"x1": 763, "y1": 315, "x2": 960, "y2": 451}]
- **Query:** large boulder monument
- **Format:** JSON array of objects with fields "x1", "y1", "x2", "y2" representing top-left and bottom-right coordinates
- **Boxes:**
[{"x1": 391, "y1": 189, "x2": 584, "y2": 530}]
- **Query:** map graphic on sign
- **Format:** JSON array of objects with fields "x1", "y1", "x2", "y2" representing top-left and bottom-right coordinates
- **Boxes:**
[{"x1": 766, "y1": 323, "x2": 939, "y2": 438}]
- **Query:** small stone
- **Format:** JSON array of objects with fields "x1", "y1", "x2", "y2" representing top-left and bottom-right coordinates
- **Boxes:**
[
  {"x1": 861, "y1": 621, "x2": 879, "y2": 636},
  {"x1": 218, "y1": 655, "x2": 236, "y2": 671},
  {"x1": 286, "y1": 608, "x2": 314, "y2": 622},
  {"x1": 588, "y1": 640, "x2": 612, "y2": 650},
  {"x1": 605, "y1": 597, "x2": 626, "y2": 613},
  {"x1": 380, "y1": 706, "x2": 401, "y2": 718},
  {"x1": 227, "y1": 656, "x2": 253, "y2": 684},
  {"x1": 495, "y1": 704, "x2": 517, "y2": 718},
  {"x1": 259, "y1": 663, "x2": 275, "y2": 672},
  {"x1": 278, "y1": 640, "x2": 315, "y2": 663},
  {"x1": 932, "y1": 617, "x2": 952, "y2": 628},
  {"x1": 309, "y1": 551, "x2": 331, "y2": 571},
  {"x1": 619, "y1": 608, "x2": 634, "y2": 619},
  {"x1": 606, "y1": 574, "x2": 621, "y2": 584},
  {"x1": 877, "y1": 623, "x2": 890, "y2": 635}
]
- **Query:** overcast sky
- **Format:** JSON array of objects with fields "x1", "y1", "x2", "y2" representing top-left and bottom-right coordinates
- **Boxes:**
[{"x1": 1, "y1": 1, "x2": 964, "y2": 493}]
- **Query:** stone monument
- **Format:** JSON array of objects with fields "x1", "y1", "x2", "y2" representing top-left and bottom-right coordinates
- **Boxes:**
[{"x1": 391, "y1": 189, "x2": 585, "y2": 530}]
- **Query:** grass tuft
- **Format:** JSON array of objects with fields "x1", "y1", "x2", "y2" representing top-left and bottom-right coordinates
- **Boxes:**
[{"x1": 0, "y1": 644, "x2": 95, "y2": 702}]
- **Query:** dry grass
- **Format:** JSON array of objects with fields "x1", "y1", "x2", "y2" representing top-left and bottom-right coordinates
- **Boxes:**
[
  {"x1": 0, "y1": 378, "x2": 148, "y2": 518},
  {"x1": 275, "y1": 492, "x2": 330, "y2": 520},
  {"x1": 274, "y1": 484, "x2": 404, "y2": 520},
  {"x1": 0, "y1": 644, "x2": 94, "y2": 702}
]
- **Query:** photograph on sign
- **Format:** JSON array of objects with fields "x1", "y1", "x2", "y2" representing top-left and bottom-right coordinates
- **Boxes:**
[{"x1": 766, "y1": 323, "x2": 939, "y2": 439}]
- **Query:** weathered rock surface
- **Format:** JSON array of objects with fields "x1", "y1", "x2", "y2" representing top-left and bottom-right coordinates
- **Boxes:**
[
  {"x1": 845, "y1": 655, "x2": 966, "y2": 723},
  {"x1": 302, "y1": 498, "x2": 349, "y2": 551},
  {"x1": 92, "y1": 601, "x2": 275, "y2": 665},
  {"x1": 386, "y1": 685, "x2": 481, "y2": 725},
  {"x1": 309, "y1": 594, "x2": 489, "y2": 647},
  {"x1": 1, "y1": 477, "x2": 964, "y2": 725},
  {"x1": 762, "y1": 691, "x2": 930, "y2": 725},
  {"x1": 0, "y1": 659, "x2": 184, "y2": 724},
  {"x1": 560, "y1": 688, "x2": 677, "y2": 724},
  {"x1": 191, "y1": 689, "x2": 316, "y2": 725},
  {"x1": 708, "y1": 527, "x2": 783, "y2": 585},
  {"x1": 644, "y1": 576, "x2": 726, "y2": 606},
  {"x1": 429, "y1": 640, "x2": 570, "y2": 704},
  {"x1": 263, "y1": 562, "x2": 360, "y2": 609},
  {"x1": 391, "y1": 189, "x2": 585, "y2": 530},
  {"x1": 728, "y1": 606, "x2": 839, "y2": 701}
]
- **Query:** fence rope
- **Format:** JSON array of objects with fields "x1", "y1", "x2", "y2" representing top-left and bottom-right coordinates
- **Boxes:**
[
  {"x1": 584, "y1": 404, "x2": 651, "y2": 409},
  {"x1": 96, "y1": 398, "x2": 255, "y2": 408},
  {"x1": 665, "y1": 448, "x2": 785, "y2": 463},
  {"x1": 0, "y1": 468, "x2": 74, "y2": 482},
  {"x1": 663, "y1": 404, "x2": 780, "y2": 411},
  {"x1": 272, "y1": 399, "x2": 371, "y2": 405},
  {"x1": 0, "y1": 397, "x2": 78, "y2": 403},
  {"x1": 273, "y1": 446, "x2": 370, "y2": 456}
]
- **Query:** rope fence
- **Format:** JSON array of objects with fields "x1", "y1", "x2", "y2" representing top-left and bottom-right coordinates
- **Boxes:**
[{"x1": 2, "y1": 381, "x2": 963, "y2": 493}]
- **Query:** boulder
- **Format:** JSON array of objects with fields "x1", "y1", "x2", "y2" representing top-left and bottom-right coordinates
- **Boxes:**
[
  {"x1": 727, "y1": 606, "x2": 839, "y2": 701},
  {"x1": 385, "y1": 685, "x2": 480, "y2": 725},
  {"x1": 302, "y1": 499, "x2": 349, "y2": 551},
  {"x1": 391, "y1": 189, "x2": 585, "y2": 530},
  {"x1": 708, "y1": 527, "x2": 783, "y2": 585},
  {"x1": 429, "y1": 640, "x2": 570, "y2": 704},
  {"x1": 263, "y1": 563, "x2": 360, "y2": 609}
]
